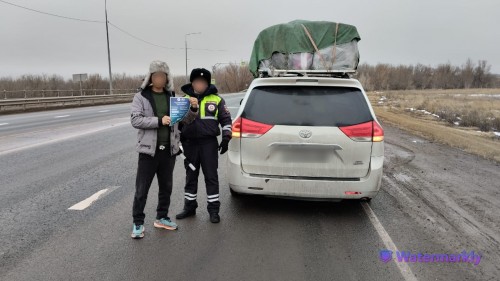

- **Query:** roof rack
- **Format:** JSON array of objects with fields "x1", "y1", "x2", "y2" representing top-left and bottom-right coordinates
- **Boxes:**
[{"x1": 258, "y1": 69, "x2": 356, "y2": 79}]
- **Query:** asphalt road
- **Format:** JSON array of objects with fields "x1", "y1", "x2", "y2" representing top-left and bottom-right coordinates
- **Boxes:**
[{"x1": 0, "y1": 92, "x2": 498, "y2": 281}]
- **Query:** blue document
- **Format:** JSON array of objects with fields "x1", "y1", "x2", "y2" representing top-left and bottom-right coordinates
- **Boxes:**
[{"x1": 170, "y1": 97, "x2": 190, "y2": 126}]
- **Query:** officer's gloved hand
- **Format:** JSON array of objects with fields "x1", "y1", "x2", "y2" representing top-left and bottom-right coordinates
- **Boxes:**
[{"x1": 218, "y1": 138, "x2": 230, "y2": 155}]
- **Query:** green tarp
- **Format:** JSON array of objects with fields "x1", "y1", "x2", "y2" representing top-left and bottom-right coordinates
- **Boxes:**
[{"x1": 249, "y1": 20, "x2": 361, "y2": 76}]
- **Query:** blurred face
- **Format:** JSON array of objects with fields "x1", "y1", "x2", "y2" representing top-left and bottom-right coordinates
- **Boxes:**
[
  {"x1": 192, "y1": 78, "x2": 208, "y2": 94},
  {"x1": 151, "y1": 72, "x2": 167, "y2": 89}
]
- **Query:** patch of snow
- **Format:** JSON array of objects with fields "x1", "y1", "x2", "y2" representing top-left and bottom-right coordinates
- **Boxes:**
[
  {"x1": 418, "y1": 109, "x2": 432, "y2": 115},
  {"x1": 394, "y1": 173, "x2": 412, "y2": 183},
  {"x1": 470, "y1": 94, "x2": 500, "y2": 98},
  {"x1": 405, "y1": 108, "x2": 441, "y2": 119}
]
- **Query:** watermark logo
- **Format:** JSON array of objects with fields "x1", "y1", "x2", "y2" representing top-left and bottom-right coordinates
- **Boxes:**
[
  {"x1": 379, "y1": 249, "x2": 393, "y2": 263},
  {"x1": 379, "y1": 250, "x2": 481, "y2": 266}
]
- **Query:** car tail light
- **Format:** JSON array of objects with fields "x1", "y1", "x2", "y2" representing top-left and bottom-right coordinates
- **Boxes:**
[
  {"x1": 232, "y1": 117, "x2": 273, "y2": 138},
  {"x1": 372, "y1": 121, "x2": 384, "y2": 142},
  {"x1": 339, "y1": 121, "x2": 384, "y2": 142},
  {"x1": 232, "y1": 117, "x2": 242, "y2": 138}
]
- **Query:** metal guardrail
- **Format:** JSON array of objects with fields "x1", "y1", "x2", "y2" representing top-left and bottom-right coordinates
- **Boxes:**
[
  {"x1": 0, "y1": 93, "x2": 135, "y2": 112},
  {"x1": 1, "y1": 89, "x2": 136, "y2": 99}
]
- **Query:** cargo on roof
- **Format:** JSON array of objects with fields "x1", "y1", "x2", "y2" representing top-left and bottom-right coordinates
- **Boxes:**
[{"x1": 249, "y1": 20, "x2": 361, "y2": 77}]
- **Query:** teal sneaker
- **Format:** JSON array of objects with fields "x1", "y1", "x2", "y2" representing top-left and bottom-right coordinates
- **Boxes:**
[
  {"x1": 154, "y1": 218, "x2": 178, "y2": 230},
  {"x1": 131, "y1": 224, "x2": 145, "y2": 239}
]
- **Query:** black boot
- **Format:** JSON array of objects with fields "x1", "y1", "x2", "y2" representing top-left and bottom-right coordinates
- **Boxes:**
[
  {"x1": 176, "y1": 209, "x2": 196, "y2": 219},
  {"x1": 209, "y1": 213, "x2": 220, "y2": 223}
]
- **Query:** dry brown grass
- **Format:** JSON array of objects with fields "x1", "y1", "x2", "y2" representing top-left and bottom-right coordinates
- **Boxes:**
[{"x1": 368, "y1": 89, "x2": 500, "y2": 162}]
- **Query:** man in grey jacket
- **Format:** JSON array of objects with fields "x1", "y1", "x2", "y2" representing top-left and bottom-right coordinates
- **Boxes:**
[{"x1": 130, "y1": 60, "x2": 198, "y2": 239}]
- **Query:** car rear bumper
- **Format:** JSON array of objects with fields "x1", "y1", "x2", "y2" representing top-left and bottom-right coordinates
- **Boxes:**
[{"x1": 227, "y1": 150, "x2": 383, "y2": 200}]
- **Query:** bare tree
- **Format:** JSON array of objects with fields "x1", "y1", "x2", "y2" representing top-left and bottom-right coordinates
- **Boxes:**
[
  {"x1": 473, "y1": 60, "x2": 493, "y2": 88},
  {"x1": 413, "y1": 64, "x2": 433, "y2": 90},
  {"x1": 213, "y1": 63, "x2": 253, "y2": 93},
  {"x1": 461, "y1": 58, "x2": 475, "y2": 89}
]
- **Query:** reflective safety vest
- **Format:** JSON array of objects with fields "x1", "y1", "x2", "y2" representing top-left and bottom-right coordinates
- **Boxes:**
[
  {"x1": 185, "y1": 94, "x2": 222, "y2": 120},
  {"x1": 181, "y1": 92, "x2": 232, "y2": 140}
]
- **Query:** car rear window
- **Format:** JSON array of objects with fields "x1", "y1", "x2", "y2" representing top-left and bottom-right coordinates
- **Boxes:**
[{"x1": 242, "y1": 86, "x2": 373, "y2": 127}]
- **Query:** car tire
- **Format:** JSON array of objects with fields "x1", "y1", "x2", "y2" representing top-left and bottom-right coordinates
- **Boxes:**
[
  {"x1": 229, "y1": 187, "x2": 240, "y2": 197},
  {"x1": 360, "y1": 197, "x2": 372, "y2": 203}
]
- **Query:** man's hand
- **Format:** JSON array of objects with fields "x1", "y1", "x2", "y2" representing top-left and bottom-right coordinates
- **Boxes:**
[
  {"x1": 189, "y1": 97, "x2": 199, "y2": 108},
  {"x1": 162, "y1": 115, "x2": 171, "y2": 126},
  {"x1": 218, "y1": 139, "x2": 230, "y2": 155}
]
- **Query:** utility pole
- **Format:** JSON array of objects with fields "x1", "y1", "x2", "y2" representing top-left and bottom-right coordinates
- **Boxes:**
[
  {"x1": 185, "y1": 36, "x2": 187, "y2": 83},
  {"x1": 185, "y1": 32, "x2": 201, "y2": 83},
  {"x1": 105, "y1": 0, "x2": 113, "y2": 95}
]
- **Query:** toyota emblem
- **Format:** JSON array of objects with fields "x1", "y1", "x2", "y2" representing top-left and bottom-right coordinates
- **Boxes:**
[{"x1": 299, "y1": 130, "x2": 312, "y2": 138}]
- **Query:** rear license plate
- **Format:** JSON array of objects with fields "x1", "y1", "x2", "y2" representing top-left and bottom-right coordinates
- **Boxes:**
[{"x1": 279, "y1": 149, "x2": 330, "y2": 163}]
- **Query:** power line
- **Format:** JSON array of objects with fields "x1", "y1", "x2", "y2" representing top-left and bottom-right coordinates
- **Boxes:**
[
  {"x1": 109, "y1": 22, "x2": 226, "y2": 52},
  {"x1": 108, "y1": 22, "x2": 181, "y2": 50},
  {"x1": 0, "y1": 0, "x2": 227, "y2": 52},
  {"x1": 191, "y1": 48, "x2": 227, "y2": 52},
  {"x1": 0, "y1": 0, "x2": 103, "y2": 23}
]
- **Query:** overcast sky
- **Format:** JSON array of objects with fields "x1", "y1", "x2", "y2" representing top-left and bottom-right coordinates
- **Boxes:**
[{"x1": 0, "y1": 0, "x2": 499, "y2": 79}]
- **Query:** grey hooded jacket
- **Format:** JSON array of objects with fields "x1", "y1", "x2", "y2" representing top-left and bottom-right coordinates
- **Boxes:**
[{"x1": 131, "y1": 88, "x2": 198, "y2": 157}]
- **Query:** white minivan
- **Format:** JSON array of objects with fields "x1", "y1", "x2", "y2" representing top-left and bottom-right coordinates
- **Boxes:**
[{"x1": 227, "y1": 73, "x2": 384, "y2": 201}]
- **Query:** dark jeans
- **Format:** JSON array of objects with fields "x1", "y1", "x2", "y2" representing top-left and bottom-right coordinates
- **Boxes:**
[
  {"x1": 132, "y1": 147, "x2": 176, "y2": 225},
  {"x1": 182, "y1": 137, "x2": 221, "y2": 214}
]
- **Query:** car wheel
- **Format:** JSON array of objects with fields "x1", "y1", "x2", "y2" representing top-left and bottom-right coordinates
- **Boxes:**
[
  {"x1": 229, "y1": 187, "x2": 240, "y2": 197},
  {"x1": 360, "y1": 197, "x2": 372, "y2": 203}
]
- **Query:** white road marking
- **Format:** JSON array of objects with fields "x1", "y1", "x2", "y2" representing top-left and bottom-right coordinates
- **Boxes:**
[
  {"x1": 68, "y1": 186, "x2": 119, "y2": 210},
  {"x1": 54, "y1": 115, "x2": 70, "y2": 118},
  {"x1": 227, "y1": 107, "x2": 239, "y2": 109},
  {"x1": 361, "y1": 202, "x2": 418, "y2": 281},
  {"x1": 98, "y1": 110, "x2": 110, "y2": 113},
  {"x1": 0, "y1": 123, "x2": 9, "y2": 126}
]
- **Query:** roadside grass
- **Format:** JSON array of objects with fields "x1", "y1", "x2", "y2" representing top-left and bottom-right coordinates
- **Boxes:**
[{"x1": 368, "y1": 89, "x2": 500, "y2": 162}]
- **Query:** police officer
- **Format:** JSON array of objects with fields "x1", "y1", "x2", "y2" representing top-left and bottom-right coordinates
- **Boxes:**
[{"x1": 176, "y1": 68, "x2": 232, "y2": 223}]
